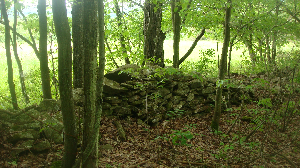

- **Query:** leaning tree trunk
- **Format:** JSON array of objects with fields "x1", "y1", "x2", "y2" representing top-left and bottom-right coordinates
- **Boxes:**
[
  {"x1": 13, "y1": 0, "x2": 30, "y2": 104},
  {"x1": 38, "y1": 0, "x2": 52, "y2": 99},
  {"x1": 1, "y1": 0, "x2": 19, "y2": 110},
  {"x1": 72, "y1": 0, "x2": 84, "y2": 89},
  {"x1": 211, "y1": 0, "x2": 231, "y2": 131},
  {"x1": 143, "y1": 0, "x2": 165, "y2": 67},
  {"x1": 82, "y1": 0, "x2": 98, "y2": 167},
  {"x1": 52, "y1": 0, "x2": 77, "y2": 167}
]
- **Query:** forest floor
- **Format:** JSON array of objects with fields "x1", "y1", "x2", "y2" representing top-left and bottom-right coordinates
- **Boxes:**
[{"x1": 1, "y1": 73, "x2": 300, "y2": 168}]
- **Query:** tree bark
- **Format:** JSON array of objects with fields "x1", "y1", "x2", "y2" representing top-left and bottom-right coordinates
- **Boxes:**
[
  {"x1": 211, "y1": 0, "x2": 231, "y2": 131},
  {"x1": 38, "y1": 0, "x2": 52, "y2": 99},
  {"x1": 52, "y1": 0, "x2": 77, "y2": 167},
  {"x1": 143, "y1": 0, "x2": 165, "y2": 67},
  {"x1": 1, "y1": 0, "x2": 19, "y2": 110},
  {"x1": 13, "y1": 0, "x2": 30, "y2": 104},
  {"x1": 82, "y1": 0, "x2": 98, "y2": 167},
  {"x1": 72, "y1": 0, "x2": 84, "y2": 89},
  {"x1": 172, "y1": 0, "x2": 181, "y2": 68}
]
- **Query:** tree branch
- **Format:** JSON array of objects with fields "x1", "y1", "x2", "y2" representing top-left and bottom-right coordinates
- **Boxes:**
[
  {"x1": 0, "y1": 20, "x2": 40, "y2": 60},
  {"x1": 178, "y1": 28, "x2": 205, "y2": 65},
  {"x1": 283, "y1": 5, "x2": 300, "y2": 23}
]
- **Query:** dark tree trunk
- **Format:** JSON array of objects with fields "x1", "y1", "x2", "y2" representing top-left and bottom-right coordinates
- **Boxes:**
[
  {"x1": 143, "y1": 0, "x2": 165, "y2": 67},
  {"x1": 265, "y1": 34, "x2": 271, "y2": 63},
  {"x1": 211, "y1": 0, "x2": 231, "y2": 131},
  {"x1": 72, "y1": 0, "x2": 84, "y2": 89},
  {"x1": 171, "y1": 0, "x2": 181, "y2": 68},
  {"x1": 272, "y1": 3, "x2": 279, "y2": 63},
  {"x1": 82, "y1": 0, "x2": 98, "y2": 167},
  {"x1": 38, "y1": 0, "x2": 52, "y2": 99},
  {"x1": 52, "y1": 0, "x2": 77, "y2": 167},
  {"x1": 113, "y1": 0, "x2": 130, "y2": 64},
  {"x1": 13, "y1": 0, "x2": 30, "y2": 104},
  {"x1": 1, "y1": 0, "x2": 19, "y2": 110},
  {"x1": 258, "y1": 37, "x2": 263, "y2": 60},
  {"x1": 96, "y1": 0, "x2": 105, "y2": 162}
]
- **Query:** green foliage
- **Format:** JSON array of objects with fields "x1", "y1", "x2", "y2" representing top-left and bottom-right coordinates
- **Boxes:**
[
  {"x1": 50, "y1": 160, "x2": 62, "y2": 168},
  {"x1": 166, "y1": 109, "x2": 185, "y2": 119},
  {"x1": 169, "y1": 130, "x2": 194, "y2": 146},
  {"x1": 180, "y1": 48, "x2": 218, "y2": 77}
]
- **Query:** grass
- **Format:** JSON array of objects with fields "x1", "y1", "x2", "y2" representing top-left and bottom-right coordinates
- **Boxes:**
[{"x1": 164, "y1": 39, "x2": 244, "y2": 62}]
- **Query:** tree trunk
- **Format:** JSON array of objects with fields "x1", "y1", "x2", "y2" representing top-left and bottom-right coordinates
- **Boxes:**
[
  {"x1": 72, "y1": 0, "x2": 84, "y2": 89},
  {"x1": 96, "y1": 0, "x2": 105, "y2": 161},
  {"x1": 1, "y1": 0, "x2": 19, "y2": 110},
  {"x1": 13, "y1": 0, "x2": 30, "y2": 104},
  {"x1": 143, "y1": 0, "x2": 165, "y2": 67},
  {"x1": 272, "y1": 3, "x2": 279, "y2": 63},
  {"x1": 211, "y1": 0, "x2": 231, "y2": 131},
  {"x1": 113, "y1": 0, "x2": 130, "y2": 64},
  {"x1": 52, "y1": 0, "x2": 77, "y2": 167},
  {"x1": 265, "y1": 34, "x2": 271, "y2": 63},
  {"x1": 258, "y1": 37, "x2": 263, "y2": 60},
  {"x1": 38, "y1": 0, "x2": 52, "y2": 99},
  {"x1": 82, "y1": 0, "x2": 98, "y2": 167},
  {"x1": 172, "y1": 0, "x2": 181, "y2": 68}
]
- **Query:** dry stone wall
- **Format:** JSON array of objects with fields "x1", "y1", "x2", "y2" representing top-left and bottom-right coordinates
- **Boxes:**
[{"x1": 74, "y1": 64, "x2": 252, "y2": 126}]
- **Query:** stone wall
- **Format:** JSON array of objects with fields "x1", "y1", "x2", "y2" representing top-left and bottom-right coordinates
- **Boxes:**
[{"x1": 74, "y1": 64, "x2": 252, "y2": 126}]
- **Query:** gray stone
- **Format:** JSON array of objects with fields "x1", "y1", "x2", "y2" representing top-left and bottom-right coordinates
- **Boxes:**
[
  {"x1": 105, "y1": 96, "x2": 122, "y2": 104},
  {"x1": 103, "y1": 77, "x2": 128, "y2": 96},
  {"x1": 32, "y1": 140, "x2": 51, "y2": 152},
  {"x1": 202, "y1": 86, "x2": 215, "y2": 94},
  {"x1": 104, "y1": 64, "x2": 140, "y2": 83},
  {"x1": 187, "y1": 93, "x2": 194, "y2": 102},
  {"x1": 9, "y1": 131, "x2": 35, "y2": 144},
  {"x1": 189, "y1": 79, "x2": 203, "y2": 89}
]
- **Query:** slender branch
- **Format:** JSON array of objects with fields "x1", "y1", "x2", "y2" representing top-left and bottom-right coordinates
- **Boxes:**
[
  {"x1": 178, "y1": 28, "x2": 205, "y2": 65},
  {"x1": 105, "y1": 38, "x2": 119, "y2": 68},
  {"x1": 18, "y1": 8, "x2": 39, "y2": 59},
  {"x1": 282, "y1": 4, "x2": 300, "y2": 23},
  {"x1": 0, "y1": 20, "x2": 40, "y2": 60}
]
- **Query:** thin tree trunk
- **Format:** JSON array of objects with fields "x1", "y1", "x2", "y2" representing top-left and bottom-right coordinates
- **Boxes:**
[
  {"x1": 52, "y1": 0, "x2": 77, "y2": 167},
  {"x1": 82, "y1": 0, "x2": 98, "y2": 167},
  {"x1": 272, "y1": 3, "x2": 279, "y2": 63},
  {"x1": 1, "y1": 0, "x2": 19, "y2": 110},
  {"x1": 72, "y1": 0, "x2": 84, "y2": 89},
  {"x1": 113, "y1": 0, "x2": 130, "y2": 64},
  {"x1": 38, "y1": 0, "x2": 52, "y2": 99},
  {"x1": 211, "y1": 0, "x2": 231, "y2": 131},
  {"x1": 96, "y1": 0, "x2": 105, "y2": 162},
  {"x1": 172, "y1": 0, "x2": 181, "y2": 68},
  {"x1": 265, "y1": 34, "x2": 271, "y2": 63},
  {"x1": 13, "y1": 0, "x2": 30, "y2": 104}
]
